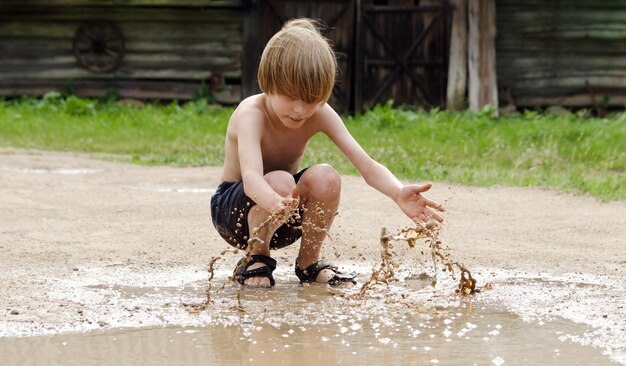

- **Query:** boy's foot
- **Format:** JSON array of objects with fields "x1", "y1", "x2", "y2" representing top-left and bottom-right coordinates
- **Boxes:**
[
  {"x1": 243, "y1": 262, "x2": 272, "y2": 286},
  {"x1": 295, "y1": 260, "x2": 357, "y2": 286},
  {"x1": 314, "y1": 268, "x2": 338, "y2": 283},
  {"x1": 239, "y1": 260, "x2": 328, "y2": 286},
  {"x1": 234, "y1": 255, "x2": 277, "y2": 287}
]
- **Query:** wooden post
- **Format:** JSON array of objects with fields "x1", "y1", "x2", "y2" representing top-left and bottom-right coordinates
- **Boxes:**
[
  {"x1": 242, "y1": 0, "x2": 265, "y2": 98},
  {"x1": 468, "y1": 0, "x2": 498, "y2": 113},
  {"x1": 354, "y1": 0, "x2": 364, "y2": 113},
  {"x1": 446, "y1": 0, "x2": 467, "y2": 110}
]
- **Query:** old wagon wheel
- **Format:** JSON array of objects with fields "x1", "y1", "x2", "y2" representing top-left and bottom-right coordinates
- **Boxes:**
[{"x1": 73, "y1": 22, "x2": 125, "y2": 73}]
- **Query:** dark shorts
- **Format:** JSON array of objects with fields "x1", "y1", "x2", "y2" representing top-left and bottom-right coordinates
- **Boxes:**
[{"x1": 210, "y1": 169, "x2": 307, "y2": 250}]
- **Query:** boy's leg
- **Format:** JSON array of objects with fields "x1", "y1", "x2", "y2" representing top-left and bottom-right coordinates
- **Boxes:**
[
  {"x1": 296, "y1": 164, "x2": 341, "y2": 283},
  {"x1": 244, "y1": 170, "x2": 297, "y2": 286}
]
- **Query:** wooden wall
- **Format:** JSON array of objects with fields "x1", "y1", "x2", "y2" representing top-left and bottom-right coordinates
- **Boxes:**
[
  {"x1": 496, "y1": 0, "x2": 626, "y2": 108},
  {"x1": 2, "y1": 0, "x2": 625, "y2": 110},
  {"x1": 0, "y1": 1, "x2": 244, "y2": 102}
]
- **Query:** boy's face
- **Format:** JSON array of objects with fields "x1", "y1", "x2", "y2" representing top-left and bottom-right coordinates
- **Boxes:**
[{"x1": 267, "y1": 94, "x2": 323, "y2": 129}]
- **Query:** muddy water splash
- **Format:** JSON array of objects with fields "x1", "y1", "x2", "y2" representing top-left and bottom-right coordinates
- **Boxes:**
[
  {"x1": 351, "y1": 222, "x2": 487, "y2": 301},
  {"x1": 185, "y1": 204, "x2": 307, "y2": 312},
  {"x1": 183, "y1": 247, "x2": 240, "y2": 313},
  {"x1": 189, "y1": 208, "x2": 485, "y2": 314}
]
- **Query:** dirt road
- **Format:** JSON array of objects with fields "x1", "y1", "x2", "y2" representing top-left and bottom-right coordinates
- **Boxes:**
[{"x1": 1, "y1": 148, "x2": 625, "y2": 362}]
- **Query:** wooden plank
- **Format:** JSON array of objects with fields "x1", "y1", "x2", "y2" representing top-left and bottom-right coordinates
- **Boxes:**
[
  {"x1": 0, "y1": 21, "x2": 241, "y2": 39},
  {"x1": 0, "y1": 0, "x2": 244, "y2": 8},
  {"x1": 497, "y1": 43, "x2": 626, "y2": 55},
  {"x1": 498, "y1": 0, "x2": 626, "y2": 11},
  {"x1": 499, "y1": 57, "x2": 626, "y2": 70},
  {"x1": 497, "y1": 20, "x2": 626, "y2": 32},
  {"x1": 0, "y1": 40, "x2": 242, "y2": 58},
  {"x1": 497, "y1": 29, "x2": 626, "y2": 40},
  {"x1": 0, "y1": 58, "x2": 242, "y2": 73},
  {"x1": 515, "y1": 94, "x2": 626, "y2": 108},
  {"x1": 0, "y1": 79, "x2": 241, "y2": 103},
  {"x1": 468, "y1": 0, "x2": 498, "y2": 112},
  {"x1": 0, "y1": 8, "x2": 242, "y2": 22},
  {"x1": 363, "y1": 5, "x2": 449, "y2": 12},
  {"x1": 497, "y1": 10, "x2": 626, "y2": 27},
  {"x1": 446, "y1": 0, "x2": 467, "y2": 110},
  {"x1": 0, "y1": 70, "x2": 219, "y2": 81},
  {"x1": 499, "y1": 74, "x2": 626, "y2": 87},
  {"x1": 503, "y1": 75, "x2": 626, "y2": 89},
  {"x1": 0, "y1": 67, "x2": 242, "y2": 80}
]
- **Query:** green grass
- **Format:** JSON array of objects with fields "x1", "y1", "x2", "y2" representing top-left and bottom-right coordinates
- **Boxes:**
[{"x1": 1, "y1": 94, "x2": 624, "y2": 200}]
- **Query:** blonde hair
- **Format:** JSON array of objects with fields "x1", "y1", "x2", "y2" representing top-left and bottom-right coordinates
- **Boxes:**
[{"x1": 258, "y1": 18, "x2": 337, "y2": 103}]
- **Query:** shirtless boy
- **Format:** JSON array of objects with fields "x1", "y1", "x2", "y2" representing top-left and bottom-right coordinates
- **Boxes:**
[{"x1": 210, "y1": 18, "x2": 444, "y2": 287}]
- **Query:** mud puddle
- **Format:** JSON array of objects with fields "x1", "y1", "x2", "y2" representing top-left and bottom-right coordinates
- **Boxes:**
[
  {"x1": 0, "y1": 299, "x2": 613, "y2": 366},
  {"x1": 2, "y1": 267, "x2": 625, "y2": 365}
]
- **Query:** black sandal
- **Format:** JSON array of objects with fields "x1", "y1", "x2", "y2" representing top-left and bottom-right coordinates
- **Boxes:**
[
  {"x1": 295, "y1": 260, "x2": 357, "y2": 286},
  {"x1": 234, "y1": 255, "x2": 277, "y2": 287}
]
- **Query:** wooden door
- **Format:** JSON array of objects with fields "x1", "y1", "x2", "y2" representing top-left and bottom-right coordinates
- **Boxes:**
[{"x1": 355, "y1": 0, "x2": 451, "y2": 111}]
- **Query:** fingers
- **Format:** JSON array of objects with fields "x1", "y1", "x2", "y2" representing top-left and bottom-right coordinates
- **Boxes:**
[
  {"x1": 425, "y1": 198, "x2": 445, "y2": 212},
  {"x1": 411, "y1": 207, "x2": 444, "y2": 225},
  {"x1": 425, "y1": 207, "x2": 444, "y2": 222},
  {"x1": 410, "y1": 182, "x2": 432, "y2": 194},
  {"x1": 290, "y1": 185, "x2": 300, "y2": 206},
  {"x1": 285, "y1": 196, "x2": 299, "y2": 210},
  {"x1": 406, "y1": 183, "x2": 445, "y2": 212},
  {"x1": 410, "y1": 184, "x2": 444, "y2": 211},
  {"x1": 272, "y1": 186, "x2": 300, "y2": 220},
  {"x1": 412, "y1": 213, "x2": 430, "y2": 225},
  {"x1": 277, "y1": 186, "x2": 300, "y2": 212},
  {"x1": 291, "y1": 185, "x2": 300, "y2": 199}
]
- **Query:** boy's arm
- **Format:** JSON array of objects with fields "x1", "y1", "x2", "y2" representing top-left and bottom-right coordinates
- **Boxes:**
[
  {"x1": 319, "y1": 107, "x2": 444, "y2": 224},
  {"x1": 236, "y1": 114, "x2": 298, "y2": 215}
]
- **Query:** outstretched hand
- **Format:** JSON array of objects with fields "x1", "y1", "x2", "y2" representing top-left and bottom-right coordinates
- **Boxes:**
[{"x1": 396, "y1": 183, "x2": 445, "y2": 226}]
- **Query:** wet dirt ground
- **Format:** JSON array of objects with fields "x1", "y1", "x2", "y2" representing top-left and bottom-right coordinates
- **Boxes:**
[{"x1": 1, "y1": 148, "x2": 625, "y2": 365}]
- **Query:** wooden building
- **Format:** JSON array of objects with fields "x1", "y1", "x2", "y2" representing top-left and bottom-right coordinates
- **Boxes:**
[
  {"x1": 1, "y1": 0, "x2": 624, "y2": 112},
  {"x1": 0, "y1": 0, "x2": 451, "y2": 113}
]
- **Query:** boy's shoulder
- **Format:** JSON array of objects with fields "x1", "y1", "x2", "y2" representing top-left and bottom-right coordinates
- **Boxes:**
[
  {"x1": 231, "y1": 94, "x2": 265, "y2": 120},
  {"x1": 227, "y1": 94, "x2": 267, "y2": 135}
]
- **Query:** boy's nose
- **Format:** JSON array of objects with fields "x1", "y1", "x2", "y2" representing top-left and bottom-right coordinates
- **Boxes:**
[{"x1": 293, "y1": 101, "x2": 305, "y2": 114}]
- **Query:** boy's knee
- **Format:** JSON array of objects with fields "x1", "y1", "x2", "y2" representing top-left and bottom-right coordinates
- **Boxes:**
[
  {"x1": 264, "y1": 170, "x2": 296, "y2": 196},
  {"x1": 318, "y1": 164, "x2": 341, "y2": 190},
  {"x1": 303, "y1": 164, "x2": 341, "y2": 197}
]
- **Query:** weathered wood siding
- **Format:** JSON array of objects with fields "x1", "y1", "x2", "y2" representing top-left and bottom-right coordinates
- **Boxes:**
[
  {"x1": 496, "y1": 0, "x2": 626, "y2": 107},
  {"x1": 0, "y1": 2, "x2": 244, "y2": 102}
]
